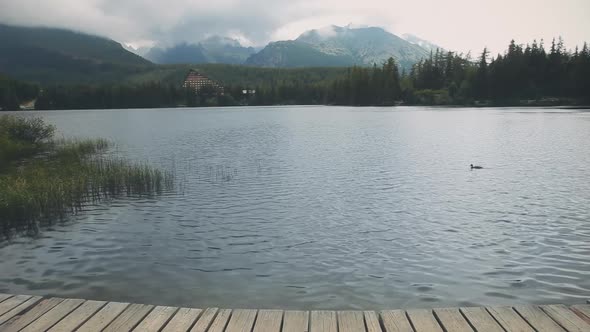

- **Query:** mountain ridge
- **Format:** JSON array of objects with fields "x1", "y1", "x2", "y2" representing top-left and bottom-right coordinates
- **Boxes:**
[
  {"x1": 144, "y1": 36, "x2": 256, "y2": 65},
  {"x1": 245, "y1": 25, "x2": 430, "y2": 69},
  {"x1": 0, "y1": 24, "x2": 152, "y2": 83},
  {"x1": 0, "y1": 24, "x2": 434, "y2": 84},
  {"x1": 141, "y1": 25, "x2": 432, "y2": 69}
]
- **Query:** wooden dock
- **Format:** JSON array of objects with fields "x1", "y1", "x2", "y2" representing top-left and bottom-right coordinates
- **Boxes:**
[{"x1": 0, "y1": 294, "x2": 589, "y2": 331}]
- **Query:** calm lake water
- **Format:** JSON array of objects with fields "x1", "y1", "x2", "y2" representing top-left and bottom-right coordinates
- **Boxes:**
[{"x1": 1, "y1": 106, "x2": 590, "y2": 310}]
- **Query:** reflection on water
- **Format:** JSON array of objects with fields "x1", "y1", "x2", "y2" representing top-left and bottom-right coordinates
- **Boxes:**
[{"x1": 1, "y1": 106, "x2": 589, "y2": 309}]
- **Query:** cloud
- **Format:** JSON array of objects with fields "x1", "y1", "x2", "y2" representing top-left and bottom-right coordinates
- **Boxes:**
[{"x1": 0, "y1": 0, "x2": 588, "y2": 53}]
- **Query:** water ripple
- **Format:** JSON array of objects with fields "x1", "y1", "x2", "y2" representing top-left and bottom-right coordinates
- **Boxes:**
[{"x1": 1, "y1": 106, "x2": 589, "y2": 310}]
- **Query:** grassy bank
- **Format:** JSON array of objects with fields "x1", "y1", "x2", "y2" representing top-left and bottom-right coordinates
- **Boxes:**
[{"x1": 0, "y1": 115, "x2": 173, "y2": 237}]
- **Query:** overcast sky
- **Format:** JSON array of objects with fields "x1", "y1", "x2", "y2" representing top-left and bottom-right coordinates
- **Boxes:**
[{"x1": 1, "y1": 0, "x2": 588, "y2": 54}]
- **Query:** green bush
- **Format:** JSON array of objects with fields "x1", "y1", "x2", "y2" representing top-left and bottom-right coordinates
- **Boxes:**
[{"x1": 0, "y1": 115, "x2": 55, "y2": 143}]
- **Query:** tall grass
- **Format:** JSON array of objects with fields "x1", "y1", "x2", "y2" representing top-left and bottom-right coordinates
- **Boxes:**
[{"x1": 0, "y1": 115, "x2": 173, "y2": 237}]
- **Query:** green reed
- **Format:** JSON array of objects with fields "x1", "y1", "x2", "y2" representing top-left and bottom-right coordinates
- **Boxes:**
[{"x1": 0, "y1": 115, "x2": 173, "y2": 237}]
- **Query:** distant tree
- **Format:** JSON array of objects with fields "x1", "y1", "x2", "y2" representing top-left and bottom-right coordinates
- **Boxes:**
[{"x1": 473, "y1": 47, "x2": 489, "y2": 99}]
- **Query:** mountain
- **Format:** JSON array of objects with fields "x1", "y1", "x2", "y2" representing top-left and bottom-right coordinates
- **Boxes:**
[
  {"x1": 122, "y1": 44, "x2": 152, "y2": 57},
  {"x1": 402, "y1": 33, "x2": 443, "y2": 52},
  {"x1": 144, "y1": 43, "x2": 208, "y2": 64},
  {"x1": 199, "y1": 36, "x2": 257, "y2": 64},
  {"x1": 246, "y1": 25, "x2": 430, "y2": 69},
  {"x1": 244, "y1": 41, "x2": 356, "y2": 68},
  {"x1": 147, "y1": 27, "x2": 429, "y2": 69},
  {"x1": 0, "y1": 24, "x2": 152, "y2": 83},
  {"x1": 144, "y1": 36, "x2": 256, "y2": 64}
]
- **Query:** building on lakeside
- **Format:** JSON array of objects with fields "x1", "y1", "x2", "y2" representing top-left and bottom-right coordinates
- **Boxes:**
[{"x1": 182, "y1": 69, "x2": 224, "y2": 95}]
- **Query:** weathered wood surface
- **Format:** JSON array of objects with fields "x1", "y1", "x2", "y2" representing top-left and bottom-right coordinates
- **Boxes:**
[
  {"x1": 460, "y1": 306, "x2": 504, "y2": 332},
  {"x1": 102, "y1": 303, "x2": 153, "y2": 332},
  {"x1": 0, "y1": 293, "x2": 589, "y2": 331},
  {"x1": 337, "y1": 311, "x2": 365, "y2": 332},
  {"x1": 380, "y1": 310, "x2": 413, "y2": 332},
  {"x1": 433, "y1": 307, "x2": 473, "y2": 332},
  {"x1": 364, "y1": 311, "x2": 383, "y2": 332},
  {"x1": 571, "y1": 305, "x2": 590, "y2": 325},
  {"x1": 132, "y1": 305, "x2": 177, "y2": 331},
  {"x1": 0, "y1": 296, "x2": 42, "y2": 326},
  {"x1": 76, "y1": 301, "x2": 129, "y2": 332},
  {"x1": 253, "y1": 310, "x2": 283, "y2": 332},
  {"x1": 0, "y1": 297, "x2": 62, "y2": 332},
  {"x1": 406, "y1": 309, "x2": 443, "y2": 332},
  {"x1": 225, "y1": 309, "x2": 257, "y2": 332},
  {"x1": 207, "y1": 308, "x2": 232, "y2": 332},
  {"x1": 513, "y1": 305, "x2": 566, "y2": 332},
  {"x1": 310, "y1": 311, "x2": 336, "y2": 332},
  {"x1": 0, "y1": 295, "x2": 13, "y2": 303},
  {"x1": 163, "y1": 308, "x2": 202, "y2": 332},
  {"x1": 486, "y1": 306, "x2": 535, "y2": 332},
  {"x1": 190, "y1": 308, "x2": 219, "y2": 332},
  {"x1": 282, "y1": 310, "x2": 309, "y2": 332},
  {"x1": 20, "y1": 298, "x2": 84, "y2": 332},
  {"x1": 541, "y1": 305, "x2": 590, "y2": 332}
]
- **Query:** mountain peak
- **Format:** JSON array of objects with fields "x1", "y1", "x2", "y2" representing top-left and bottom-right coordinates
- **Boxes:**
[
  {"x1": 201, "y1": 35, "x2": 243, "y2": 48},
  {"x1": 272, "y1": 24, "x2": 429, "y2": 69},
  {"x1": 144, "y1": 35, "x2": 256, "y2": 65},
  {"x1": 298, "y1": 25, "x2": 389, "y2": 42}
]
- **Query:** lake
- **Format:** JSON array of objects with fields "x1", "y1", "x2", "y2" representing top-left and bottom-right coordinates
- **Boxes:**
[{"x1": 1, "y1": 106, "x2": 589, "y2": 310}]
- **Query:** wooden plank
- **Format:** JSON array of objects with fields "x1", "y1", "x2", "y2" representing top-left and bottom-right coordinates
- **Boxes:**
[
  {"x1": 571, "y1": 305, "x2": 590, "y2": 318},
  {"x1": 253, "y1": 309, "x2": 283, "y2": 332},
  {"x1": 338, "y1": 311, "x2": 365, "y2": 332},
  {"x1": 310, "y1": 311, "x2": 337, "y2": 332},
  {"x1": 76, "y1": 301, "x2": 129, "y2": 332},
  {"x1": 206, "y1": 308, "x2": 232, "y2": 332},
  {"x1": 132, "y1": 305, "x2": 177, "y2": 332},
  {"x1": 0, "y1": 296, "x2": 43, "y2": 326},
  {"x1": 0, "y1": 294, "x2": 13, "y2": 303},
  {"x1": 487, "y1": 306, "x2": 535, "y2": 332},
  {"x1": 433, "y1": 307, "x2": 473, "y2": 332},
  {"x1": 0, "y1": 297, "x2": 63, "y2": 332},
  {"x1": 0, "y1": 295, "x2": 32, "y2": 317},
  {"x1": 514, "y1": 305, "x2": 566, "y2": 332},
  {"x1": 282, "y1": 310, "x2": 309, "y2": 332},
  {"x1": 225, "y1": 309, "x2": 257, "y2": 332},
  {"x1": 364, "y1": 311, "x2": 383, "y2": 332},
  {"x1": 407, "y1": 309, "x2": 443, "y2": 332},
  {"x1": 103, "y1": 303, "x2": 154, "y2": 332},
  {"x1": 461, "y1": 307, "x2": 504, "y2": 332},
  {"x1": 20, "y1": 298, "x2": 84, "y2": 332},
  {"x1": 190, "y1": 308, "x2": 219, "y2": 332},
  {"x1": 571, "y1": 305, "x2": 590, "y2": 325},
  {"x1": 162, "y1": 308, "x2": 202, "y2": 332},
  {"x1": 541, "y1": 305, "x2": 590, "y2": 332},
  {"x1": 380, "y1": 310, "x2": 413, "y2": 332},
  {"x1": 47, "y1": 300, "x2": 107, "y2": 332}
]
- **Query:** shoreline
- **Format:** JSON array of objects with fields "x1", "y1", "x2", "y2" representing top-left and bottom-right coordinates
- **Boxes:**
[{"x1": 6, "y1": 104, "x2": 590, "y2": 112}]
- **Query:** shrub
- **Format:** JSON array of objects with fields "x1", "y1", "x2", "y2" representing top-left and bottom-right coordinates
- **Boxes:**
[{"x1": 0, "y1": 115, "x2": 55, "y2": 144}]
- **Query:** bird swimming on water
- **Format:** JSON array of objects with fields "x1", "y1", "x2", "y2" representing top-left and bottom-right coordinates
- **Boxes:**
[{"x1": 470, "y1": 164, "x2": 483, "y2": 169}]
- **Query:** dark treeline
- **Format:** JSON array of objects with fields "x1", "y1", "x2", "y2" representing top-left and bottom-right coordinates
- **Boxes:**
[
  {"x1": 404, "y1": 38, "x2": 590, "y2": 105},
  {"x1": 232, "y1": 38, "x2": 590, "y2": 106},
  {"x1": 1, "y1": 38, "x2": 589, "y2": 110},
  {"x1": 0, "y1": 75, "x2": 39, "y2": 110},
  {"x1": 37, "y1": 83, "x2": 194, "y2": 110}
]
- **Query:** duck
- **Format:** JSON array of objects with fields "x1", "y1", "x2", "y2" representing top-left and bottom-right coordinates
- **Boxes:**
[{"x1": 470, "y1": 164, "x2": 483, "y2": 169}]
